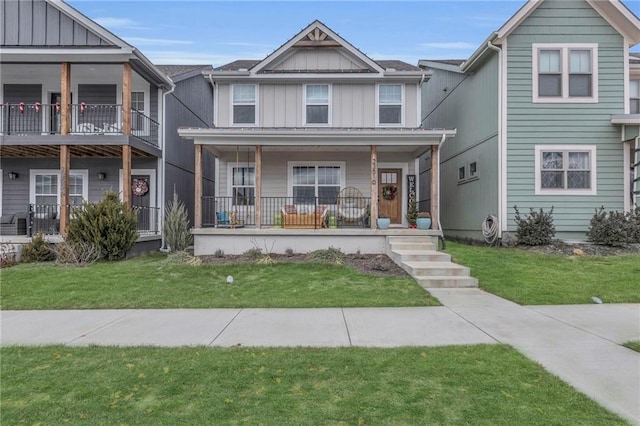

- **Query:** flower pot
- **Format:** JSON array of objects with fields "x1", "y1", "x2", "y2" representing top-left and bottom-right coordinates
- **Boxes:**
[
  {"x1": 273, "y1": 214, "x2": 283, "y2": 228},
  {"x1": 377, "y1": 217, "x2": 390, "y2": 230},
  {"x1": 416, "y1": 217, "x2": 431, "y2": 230},
  {"x1": 328, "y1": 216, "x2": 338, "y2": 229}
]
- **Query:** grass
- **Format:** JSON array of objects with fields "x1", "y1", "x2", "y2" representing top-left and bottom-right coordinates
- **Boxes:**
[
  {"x1": 0, "y1": 254, "x2": 437, "y2": 310},
  {"x1": 445, "y1": 242, "x2": 640, "y2": 305},
  {"x1": 623, "y1": 341, "x2": 640, "y2": 352},
  {"x1": 0, "y1": 345, "x2": 625, "y2": 425}
]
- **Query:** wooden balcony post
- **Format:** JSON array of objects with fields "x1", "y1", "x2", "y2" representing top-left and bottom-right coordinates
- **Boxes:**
[
  {"x1": 370, "y1": 145, "x2": 378, "y2": 229},
  {"x1": 59, "y1": 145, "x2": 70, "y2": 235},
  {"x1": 122, "y1": 145, "x2": 132, "y2": 208},
  {"x1": 430, "y1": 145, "x2": 439, "y2": 231},
  {"x1": 255, "y1": 145, "x2": 262, "y2": 229},
  {"x1": 194, "y1": 144, "x2": 202, "y2": 228},
  {"x1": 60, "y1": 62, "x2": 71, "y2": 135},
  {"x1": 122, "y1": 63, "x2": 131, "y2": 135}
]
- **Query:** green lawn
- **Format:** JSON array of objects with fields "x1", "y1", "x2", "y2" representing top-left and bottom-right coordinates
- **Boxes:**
[
  {"x1": 623, "y1": 341, "x2": 640, "y2": 352},
  {"x1": 445, "y1": 242, "x2": 640, "y2": 305},
  {"x1": 0, "y1": 345, "x2": 625, "y2": 425},
  {"x1": 0, "y1": 254, "x2": 437, "y2": 310}
]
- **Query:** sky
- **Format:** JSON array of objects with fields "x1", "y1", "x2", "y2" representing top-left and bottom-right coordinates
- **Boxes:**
[{"x1": 67, "y1": 0, "x2": 640, "y2": 67}]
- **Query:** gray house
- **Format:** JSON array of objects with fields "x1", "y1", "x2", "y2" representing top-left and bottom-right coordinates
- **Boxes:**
[
  {"x1": 179, "y1": 20, "x2": 454, "y2": 255},
  {"x1": 419, "y1": 0, "x2": 640, "y2": 242},
  {"x1": 0, "y1": 0, "x2": 214, "y2": 245}
]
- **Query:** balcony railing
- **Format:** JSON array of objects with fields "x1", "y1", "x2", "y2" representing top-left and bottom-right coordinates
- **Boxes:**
[
  {"x1": 202, "y1": 196, "x2": 371, "y2": 228},
  {"x1": 0, "y1": 103, "x2": 159, "y2": 147},
  {"x1": 133, "y1": 205, "x2": 161, "y2": 235}
]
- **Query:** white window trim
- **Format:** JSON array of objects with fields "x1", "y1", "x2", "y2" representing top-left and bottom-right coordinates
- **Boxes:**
[
  {"x1": 630, "y1": 79, "x2": 640, "y2": 114},
  {"x1": 303, "y1": 84, "x2": 332, "y2": 127},
  {"x1": 534, "y1": 145, "x2": 597, "y2": 195},
  {"x1": 29, "y1": 169, "x2": 89, "y2": 205},
  {"x1": 457, "y1": 165, "x2": 467, "y2": 184},
  {"x1": 287, "y1": 161, "x2": 346, "y2": 200},
  {"x1": 532, "y1": 43, "x2": 599, "y2": 104},
  {"x1": 376, "y1": 83, "x2": 405, "y2": 127},
  {"x1": 230, "y1": 84, "x2": 258, "y2": 127},
  {"x1": 226, "y1": 162, "x2": 255, "y2": 207}
]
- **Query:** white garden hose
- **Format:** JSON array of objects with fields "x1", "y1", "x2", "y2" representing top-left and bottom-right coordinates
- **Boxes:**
[{"x1": 482, "y1": 215, "x2": 499, "y2": 245}]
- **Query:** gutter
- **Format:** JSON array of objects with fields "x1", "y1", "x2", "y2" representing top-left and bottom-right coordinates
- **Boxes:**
[
  {"x1": 486, "y1": 38, "x2": 504, "y2": 241},
  {"x1": 436, "y1": 132, "x2": 448, "y2": 237},
  {"x1": 461, "y1": 32, "x2": 498, "y2": 73}
]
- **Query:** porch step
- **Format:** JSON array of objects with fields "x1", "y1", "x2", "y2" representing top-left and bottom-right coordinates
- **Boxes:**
[{"x1": 386, "y1": 236, "x2": 478, "y2": 289}]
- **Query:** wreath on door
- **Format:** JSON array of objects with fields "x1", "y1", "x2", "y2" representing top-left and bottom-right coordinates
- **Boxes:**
[
  {"x1": 382, "y1": 184, "x2": 397, "y2": 201},
  {"x1": 132, "y1": 178, "x2": 149, "y2": 196}
]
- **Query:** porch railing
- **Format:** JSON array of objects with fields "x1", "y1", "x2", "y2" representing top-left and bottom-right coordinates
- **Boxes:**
[
  {"x1": 202, "y1": 196, "x2": 371, "y2": 228},
  {"x1": 133, "y1": 205, "x2": 161, "y2": 235},
  {"x1": 0, "y1": 103, "x2": 159, "y2": 147}
]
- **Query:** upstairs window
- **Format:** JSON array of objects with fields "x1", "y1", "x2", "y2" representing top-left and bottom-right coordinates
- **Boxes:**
[
  {"x1": 631, "y1": 80, "x2": 640, "y2": 114},
  {"x1": 378, "y1": 84, "x2": 403, "y2": 125},
  {"x1": 534, "y1": 146, "x2": 596, "y2": 195},
  {"x1": 305, "y1": 84, "x2": 330, "y2": 125},
  {"x1": 131, "y1": 91, "x2": 145, "y2": 132},
  {"x1": 232, "y1": 84, "x2": 256, "y2": 125},
  {"x1": 533, "y1": 44, "x2": 598, "y2": 103}
]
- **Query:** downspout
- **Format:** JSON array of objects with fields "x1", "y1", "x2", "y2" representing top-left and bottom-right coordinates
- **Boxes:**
[
  {"x1": 487, "y1": 39, "x2": 504, "y2": 242},
  {"x1": 437, "y1": 132, "x2": 448, "y2": 248},
  {"x1": 160, "y1": 82, "x2": 176, "y2": 251},
  {"x1": 207, "y1": 74, "x2": 220, "y2": 198}
]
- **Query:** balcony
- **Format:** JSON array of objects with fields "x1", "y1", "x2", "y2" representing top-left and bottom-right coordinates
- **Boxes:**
[{"x1": 0, "y1": 103, "x2": 159, "y2": 148}]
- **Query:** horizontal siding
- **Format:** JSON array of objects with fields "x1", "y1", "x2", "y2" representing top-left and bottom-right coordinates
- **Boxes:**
[{"x1": 506, "y1": 0, "x2": 626, "y2": 237}]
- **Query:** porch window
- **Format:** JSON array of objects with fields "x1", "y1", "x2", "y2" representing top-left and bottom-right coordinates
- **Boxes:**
[
  {"x1": 291, "y1": 164, "x2": 343, "y2": 204},
  {"x1": 305, "y1": 84, "x2": 330, "y2": 125},
  {"x1": 131, "y1": 91, "x2": 145, "y2": 131},
  {"x1": 533, "y1": 44, "x2": 598, "y2": 103},
  {"x1": 30, "y1": 170, "x2": 89, "y2": 209},
  {"x1": 232, "y1": 84, "x2": 256, "y2": 125},
  {"x1": 231, "y1": 166, "x2": 255, "y2": 206},
  {"x1": 378, "y1": 84, "x2": 403, "y2": 125},
  {"x1": 534, "y1": 146, "x2": 596, "y2": 195},
  {"x1": 631, "y1": 80, "x2": 640, "y2": 114}
]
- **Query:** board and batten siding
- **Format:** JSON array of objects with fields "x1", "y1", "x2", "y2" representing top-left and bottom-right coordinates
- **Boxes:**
[
  {"x1": 506, "y1": 0, "x2": 626, "y2": 238},
  {"x1": 270, "y1": 50, "x2": 368, "y2": 72},
  {"x1": 420, "y1": 55, "x2": 500, "y2": 240},
  {"x1": 0, "y1": 0, "x2": 113, "y2": 47},
  {"x1": 217, "y1": 83, "x2": 419, "y2": 128}
]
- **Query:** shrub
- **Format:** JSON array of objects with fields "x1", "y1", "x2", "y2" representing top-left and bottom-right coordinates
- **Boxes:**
[
  {"x1": 513, "y1": 205, "x2": 556, "y2": 246},
  {"x1": 586, "y1": 207, "x2": 637, "y2": 246},
  {"x1": 284, "y1": 248, "x2": 295, "y2": 257},
  {"x1": 369, "y1": 255, "x2": 392, "y2": 272},
  {"x1": 163, "y1": 191, "x2": 192, "y2": 252},
  {"x1": 21, "y1": 232, "x2": 55, "y2": 263},
  {"x1": 214, "y1": 248, "x2": 225, "y2": 258},
  {"x1": 165, "y1": 250, "x2": 201, "y2": 266},
  {"x1": 55, "y1": 238, "x2": 101, "y2": 267},
  {"x1": 309, "y1": 246, "x2": 344, "y2": 265},
  {"x1": 67, "y1": 191, "x2": 138, "y2": 261},
  {"x1": 243, "y1": 247, "x2": 263, "y2": 260}
]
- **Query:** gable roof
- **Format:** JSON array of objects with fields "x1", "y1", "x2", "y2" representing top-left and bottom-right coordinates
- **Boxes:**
[
  {"x1": 249, "y1": 20, "x2": 386, "y2": 75},
  {"x1": 215, "y1": 59, "x2": 419, "y2": 72},
  {"x1": 156, "y1": 64, "x2": 213, "y2": 82}
]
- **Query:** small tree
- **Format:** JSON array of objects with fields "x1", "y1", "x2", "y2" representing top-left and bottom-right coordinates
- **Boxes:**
[
  {"x1": 67, "y1": 191, "x2": 138, "y2": 260},
  {"x1": 163, "y1": 191, "x2": 192, "y2": 252},
  {"x1": 513, "y1": 205, "x2": 556, "y2": 246},
  {"x1": 21, "y1": 232, "x2": 55, "y2": 263},
  {"x1": 586, "y1": 206, "x2": 636, "y2": 246}
]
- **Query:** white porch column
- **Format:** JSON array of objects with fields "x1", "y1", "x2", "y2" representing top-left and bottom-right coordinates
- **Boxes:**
[
  {"x1": 370, "y1": 145, "x2": 378, "y2": 229},
  {"x1": 430, "y1": 144, "x2": 439, "y2": 231},
  {"x1": 255, "y1": 145, "x2": 262, "y2": 228}
]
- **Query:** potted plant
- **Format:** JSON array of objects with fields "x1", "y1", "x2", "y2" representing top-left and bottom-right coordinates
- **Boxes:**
[
  {"x1": 406, "y1": 198, "x2": 418, "y2": 228},
  {"x1": 377, "y1": 212, "x2": 391, "y2": 230},
  {"x1": 416, "y1": 212, "x2": 432, "y2": 230}
]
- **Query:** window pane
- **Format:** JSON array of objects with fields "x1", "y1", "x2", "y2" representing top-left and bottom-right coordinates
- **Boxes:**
[
  {"x1": 569, "y1": 50, "x2": 591, "y2": 73},
  {"x1": 293, "y1": 167, "x2": 315, "y2": 185},
  {"x1": 293, "y1": 186, "x2": 315, "y2": 203},
  {"x1": 69, "y1": 175, "x2": 83, "y2": 196},
  {"x1": 568, "y1": 152, "x2": 589, "y2": 169},
  {"x1": 233, "y1": 167, "x2": 255, "y2": 186},
  {"x1": 569, "y1": 75, "x2": 592, "y2": 97},
  {"x1": 631, "y1": 80, "x2": 640, "y2": 97},
  {"x1": 131, "y1": 92, "x2": 145, "y2": 111},
  {"x1": 539, "y1": 50, "x2": 561, "y2": 73},
  {"x1": 318, "y1": 166, "x2": 339, "y2": 185},
  {"x1": 69, "y1": 196, "x2": 84, "y2": 206},
  {"x1": 458, "y1": 167, "x2": 465, "y2": 180},
  {"x1": 233, "y1": 188, "x2": 255, "y2": 205},
  {"x1": 233, "y1": 85, "x2": 255, "y2": 103},
  {"x1": 379, "y1": 105, "x2": 401, "y2": 124},
  {"x1": 36, "y1": 175, "x2": 58, "y2": 195},
  {"x1": 539, "y1": 75, "x2": 561, "y2": 97},
  {"x1": 541, "y1": 171, "x2": 564, "y2": 188},
  {"x1": 306, "y1": 105, "x2": 328, "y2": 124},
  {"x1": 233, "y1": 105, "x2": 255, "y2": 124},
  {"x1": 306, "y1": 85, "x2": 328, "y2": 103},
  {"x1": 318, "y1": 186, "x2": 339, "y2": 204},
  {"x1": 631, "y1": 99, "x2": 640, "y2": 114},
  {"x1": 379, "y1": 85, "x2": 401, "y2": 103},
  {"x1": 542, "y1": 152, "x2": 563, "y2": 169},
  {"x1": 36, "y1": 195, "x2": 57, "y2": 205},
  {"x1": 567, "y1": 171, "x2": 590, "y2": 189}
]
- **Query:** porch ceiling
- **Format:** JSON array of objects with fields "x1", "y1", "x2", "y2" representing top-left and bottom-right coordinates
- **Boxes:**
[{"x1": 0, "y1": 144, "x2": 154, "y2": 158}]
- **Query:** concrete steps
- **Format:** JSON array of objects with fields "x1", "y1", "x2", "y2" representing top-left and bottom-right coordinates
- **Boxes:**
[{"x1": 386, "y1": 236, "x2": 478, "y2": 288}]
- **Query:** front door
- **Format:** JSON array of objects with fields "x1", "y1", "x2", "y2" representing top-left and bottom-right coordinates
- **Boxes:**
[
  {"x1": 378, "y1": 169, "x2": 402, "y2": 224},
  {"x1": 132, "y1": 174, "x2": 151, "y2": 232}
]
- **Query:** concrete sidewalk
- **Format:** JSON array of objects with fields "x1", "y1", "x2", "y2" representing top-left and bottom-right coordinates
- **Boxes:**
[{"x1": 1, "y1": 292, "x2": 639, "y2": 424}]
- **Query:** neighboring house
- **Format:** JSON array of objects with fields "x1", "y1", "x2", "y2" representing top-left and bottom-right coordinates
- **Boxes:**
[
  {"x1": 0, "y1": 0, "x2": 215, "y2": 248},
  {"x1": 419, "y1": 0, "x2": 640, "y2": 242},
  {"x1": 179, "y1": 20, "x2": 454, "y2": 254}
]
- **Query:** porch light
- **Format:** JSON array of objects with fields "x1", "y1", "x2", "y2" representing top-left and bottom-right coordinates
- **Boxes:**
[
  {"x1": 97, "y1": 172, "x2": 106, "y2": 180},
  {"x1": 8, "y1": 171, "x2": 18, "y2": 180}
]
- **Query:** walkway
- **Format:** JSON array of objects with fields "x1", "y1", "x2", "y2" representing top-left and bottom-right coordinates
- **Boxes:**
[{"x1": 2, "y1": 290, "x2": 639, "y2": 424}]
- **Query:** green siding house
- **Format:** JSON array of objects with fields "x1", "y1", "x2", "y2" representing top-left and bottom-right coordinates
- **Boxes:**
[{"x1": 419, "y1": 0, "x2": 640, "y2": 242}]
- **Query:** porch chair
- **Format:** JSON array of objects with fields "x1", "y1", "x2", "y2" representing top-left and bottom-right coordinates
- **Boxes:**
[{"x1": 336, "y1": 186, "x2": 368, "y2": 226}]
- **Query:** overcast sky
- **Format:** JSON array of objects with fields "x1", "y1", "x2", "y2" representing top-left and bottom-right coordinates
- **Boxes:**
[{"x1": 68, "y1": 0, "x2": 640, "y2": 66}]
